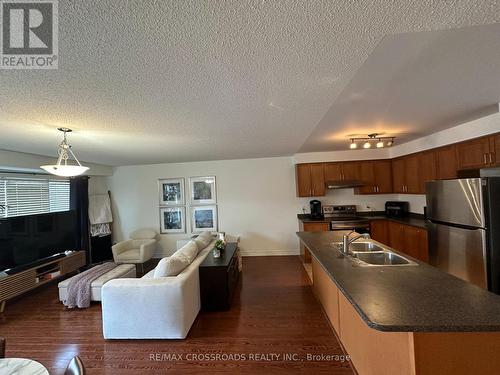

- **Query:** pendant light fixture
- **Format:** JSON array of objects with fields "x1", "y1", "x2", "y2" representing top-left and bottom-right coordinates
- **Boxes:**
[
  {"x1": 40, "y1": 128, "x2": 89, "y2": 177},
  {"x1": 348, "y1": 133, "x2": 395, "y2": 150}
]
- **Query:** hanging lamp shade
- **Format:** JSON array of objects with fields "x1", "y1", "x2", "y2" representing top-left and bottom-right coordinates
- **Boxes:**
[{"x1": 40, "y1": 128, "x2": 89, "y2": 177}]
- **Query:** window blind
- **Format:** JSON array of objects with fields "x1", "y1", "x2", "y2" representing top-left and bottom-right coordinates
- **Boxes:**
[{"x1": 0, "y1": 177, "x2": 70, "y2": 218}]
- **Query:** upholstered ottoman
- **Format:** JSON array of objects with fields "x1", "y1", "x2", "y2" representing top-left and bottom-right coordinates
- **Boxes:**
[{"x1": 58, "y1": 264, "x2": 136, "y2": 303}]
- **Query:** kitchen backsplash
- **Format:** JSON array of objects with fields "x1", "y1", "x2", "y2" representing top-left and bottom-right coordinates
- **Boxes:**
[{"x1": 297, "y1": 188, "x2": 426, "y2": 214}]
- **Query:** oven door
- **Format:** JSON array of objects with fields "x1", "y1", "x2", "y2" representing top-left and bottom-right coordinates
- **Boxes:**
[{"x1": 330, "y1": 221, "x2": 370, "y2": 234}]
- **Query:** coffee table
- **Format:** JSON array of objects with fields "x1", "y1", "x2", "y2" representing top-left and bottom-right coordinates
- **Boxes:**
[{"x1": 0, "y1": 358, "x2": 49, "y2": 375}]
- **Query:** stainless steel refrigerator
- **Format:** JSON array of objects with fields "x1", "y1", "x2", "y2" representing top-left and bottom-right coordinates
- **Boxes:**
[{"x1": 426, "y1": 177, "x2": 500, "y2": 292}]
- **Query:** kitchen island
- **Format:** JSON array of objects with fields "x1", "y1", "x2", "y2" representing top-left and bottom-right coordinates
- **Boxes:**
[{"x1": 297, "y1": 231, "x2": 500, "y2": 375}]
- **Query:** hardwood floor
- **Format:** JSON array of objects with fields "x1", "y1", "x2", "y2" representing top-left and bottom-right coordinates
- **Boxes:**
[{"x1": 1, "y1": 256, "x2": 354, "y2": 374}]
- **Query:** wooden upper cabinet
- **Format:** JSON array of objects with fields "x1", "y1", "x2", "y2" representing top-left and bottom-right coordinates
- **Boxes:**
[
  {"x1": 310, "y1": 163, "x2": 325, "y2": 196},
  {"x1": 392, "y1": 158, "x2": 406, "y2": 193},
  {"x1": 357, "y1": 160, "x2": 392, "y2": 194},
  {"x1": 342, "y1": 162, "x2": 360, "y2": 181},
  {"x1": 296, "y1": 164, "x2": 312, "y2": 197},
  {"x1": 418, "y1": 151, "x2": 437, "y2": 194},
  {"x1": 405, "y1": 154, "x2": 420, "y2": 194},
  {"x1": 373, "y1": 160, "x2": 393, "y2": 193},
  {"x1": 324, "y1": 162, "x2": 342, "y2": 181},
  {"x1": 357, "y1": 161, "x2": 375, "y2": 194},
  {"x1": 436, "y1": 145, "x2": 458, "y2": 179},
  {"x1": 456, "y1": 137, "x2": 491, "y2": 170},
  {"x1": 490, "y1": 135, "x2": 500, "y2": 167}
]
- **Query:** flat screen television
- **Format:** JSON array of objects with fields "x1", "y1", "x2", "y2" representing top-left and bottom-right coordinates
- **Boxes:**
[{"x1": 0, "y1": 210, "x2": 78, "y2": 274}]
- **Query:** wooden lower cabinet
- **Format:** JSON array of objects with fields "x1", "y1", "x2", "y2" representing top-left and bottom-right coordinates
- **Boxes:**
[
  {"x1": 299, "y1": 221, "x2": 330, "y2": 263},
  {"x1": 387, "y1": 221, "x2": 428, "y2": 262},
  {"x1": 311, "y1": 256, "x2": 500, "y2": 375},
  {"x1": 370, "y1": 220, "x2": 389, "y2": 245}
]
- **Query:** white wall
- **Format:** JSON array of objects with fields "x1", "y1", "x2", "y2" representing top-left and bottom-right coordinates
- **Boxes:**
[
  {"x1": 107, "y1": 157, "x2": 300, "y2": 257},
  {"x1": 390, "y1": 108, "x2": 500, "y2": 158}
]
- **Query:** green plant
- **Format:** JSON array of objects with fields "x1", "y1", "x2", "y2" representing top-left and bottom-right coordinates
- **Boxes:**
[{"x1": 215, "y1": 239, "x2": 225, "y2": 250}]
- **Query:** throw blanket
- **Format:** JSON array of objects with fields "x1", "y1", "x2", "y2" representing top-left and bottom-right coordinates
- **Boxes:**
[{"x1": 64, "y1": 263, "x2": 118, "y2": 309}]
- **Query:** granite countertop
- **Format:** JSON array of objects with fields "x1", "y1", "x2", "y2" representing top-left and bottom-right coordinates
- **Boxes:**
[
  {"x1": 298, "y1": 212, "x2": 428, "y2": 229},
  {"x1": 297, "y1": 231, "x2": 500, "y2": 332}
]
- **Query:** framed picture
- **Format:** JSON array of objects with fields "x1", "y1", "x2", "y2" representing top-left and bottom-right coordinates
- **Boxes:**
[
  {"x1": 189, "y1": 176, "x2": 216, "y2": 205},
  {"x1": 159, "y1": 178, "x2": 185, "y2": 206},
  {"x1": 191, "y1": 205, "x2": 218, "y2": 233},
  {"x1": 160, "y1": 207, "x2": 186, "y2": 234}
]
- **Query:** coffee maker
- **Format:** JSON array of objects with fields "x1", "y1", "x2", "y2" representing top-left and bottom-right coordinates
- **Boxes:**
[{"x1": 310, "y1": 200, "x2": 323, "y2": 219}]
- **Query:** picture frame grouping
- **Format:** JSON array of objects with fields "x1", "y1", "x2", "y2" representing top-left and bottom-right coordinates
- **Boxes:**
[{"x1": 158, "y1": 176, "x2": 218, "y2": 234}]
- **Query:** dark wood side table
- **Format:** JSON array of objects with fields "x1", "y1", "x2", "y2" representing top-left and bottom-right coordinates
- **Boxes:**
[{"x1": 199, "y1": 242, "x2": 240, "y2": 311}]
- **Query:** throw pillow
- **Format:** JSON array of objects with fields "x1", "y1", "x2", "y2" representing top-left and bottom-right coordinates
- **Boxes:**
[
  {"x1": 193, "y1": 231, "x2": 212, "y2": 251},
  {"x1": 154, "y1": 255, "x2": 190, "y2": 277},
  {"x1": 175, "y1": 240, "x2": 199, "y2": 263}
]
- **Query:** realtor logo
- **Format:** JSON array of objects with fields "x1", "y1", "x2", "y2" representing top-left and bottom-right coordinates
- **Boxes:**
[{"x1": 0, "y1": 0, "x2": 58, "y2": 69}]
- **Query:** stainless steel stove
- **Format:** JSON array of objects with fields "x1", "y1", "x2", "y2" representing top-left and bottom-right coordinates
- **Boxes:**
[{"x1": 322, "y1": 205, "x2": 370, "y2": 233}]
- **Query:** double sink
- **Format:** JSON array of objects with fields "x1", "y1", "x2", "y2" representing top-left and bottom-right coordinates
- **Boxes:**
[{"x1": 332, "y1": 241, "x2": 418, "y2": 267}]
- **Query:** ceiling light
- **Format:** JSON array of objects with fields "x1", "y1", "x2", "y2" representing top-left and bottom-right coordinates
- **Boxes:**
[
  {"x1": 40, "y1": 128, "x2": 89, "y2": 177},
  {"x1": 348, "y1": 134, "x2": 395, "y2": 150}
]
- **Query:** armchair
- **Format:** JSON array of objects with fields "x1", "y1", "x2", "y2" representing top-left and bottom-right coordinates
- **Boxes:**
[{"x1": 112, "y1": 229, "x2": 157, "y2": 273}]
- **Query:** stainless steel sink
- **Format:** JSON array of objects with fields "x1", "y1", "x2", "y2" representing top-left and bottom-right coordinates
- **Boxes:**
[
  {"x1": 331, "y1": 241, "x2": 385, "y2": 253},
  {"x1": 354, "y1": 251, "x2": 418, "y2": 267}
]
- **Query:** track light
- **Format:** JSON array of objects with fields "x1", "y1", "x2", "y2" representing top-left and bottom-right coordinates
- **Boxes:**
[{"x1": 348, "y1": 134, "x2": 395, "y2": 150}]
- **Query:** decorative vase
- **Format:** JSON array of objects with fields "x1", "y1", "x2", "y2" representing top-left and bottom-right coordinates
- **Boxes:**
[{"x1": 213, "y1": 248, "x2": 221, "y2": 258}]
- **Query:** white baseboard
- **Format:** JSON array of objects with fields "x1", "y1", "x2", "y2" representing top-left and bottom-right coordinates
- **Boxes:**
[{"x1": 240, "y1": 249, "x2": 300, "y2": 257}]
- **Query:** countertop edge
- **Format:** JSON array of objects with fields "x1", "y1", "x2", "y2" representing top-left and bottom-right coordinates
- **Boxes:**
[{"x1": 299, "y1": 233, "x2": 500, "y2": 333}]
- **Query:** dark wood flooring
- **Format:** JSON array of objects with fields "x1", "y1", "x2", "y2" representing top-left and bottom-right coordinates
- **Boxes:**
[{"x1": 0, "y1": 256, "x2": 354, "y2": 374}]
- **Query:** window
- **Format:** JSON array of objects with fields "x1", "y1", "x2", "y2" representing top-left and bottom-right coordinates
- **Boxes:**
[{"x1": 0, "y1": 177, "x2": 70, "y2": 218}]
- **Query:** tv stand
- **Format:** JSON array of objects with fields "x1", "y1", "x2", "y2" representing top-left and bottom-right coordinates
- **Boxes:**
[{"x1": 0, "y1": 251, "x2": 86, "y2": 312}]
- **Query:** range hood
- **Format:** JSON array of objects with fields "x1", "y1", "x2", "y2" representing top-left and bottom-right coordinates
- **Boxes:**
[{"x1": 326, "y1": 180, "x2": 365, "y2": 189}]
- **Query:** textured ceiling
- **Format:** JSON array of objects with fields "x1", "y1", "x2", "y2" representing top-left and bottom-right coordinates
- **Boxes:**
[
  {"x1": 0, "y1": 1, "x2": 499, "y2": 166},
  {"x1": 299, "y1": 23, "x2": 500, "y2": 152}
]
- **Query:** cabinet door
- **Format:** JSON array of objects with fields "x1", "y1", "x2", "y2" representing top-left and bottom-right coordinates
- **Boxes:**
[
  {"x1": 388, "y1": 221, "x2": 405, "y2": 251},
  {"x1": 324, "y1": 163, "x2": 342, "y2": 181},
  {"x1": 310, "y1": 163, "x2": 325, "y2": 196},
  {"x1": 373, "y1": 160, "x2": 393, "y2": 193},
  {"x1": 357, "y1": 161, "x2": 375, "y2": 194},
  {"x1": 402, "y1": 226, "x2": 429, "y2": 262},
  {"x1": 405, "y1": 154, "x2": 420, "y2": 194},
  {"x1": 436, "y1": 145, "x2": 458, "y2": 179},
  {"x1": 341, "y1": 162, "x2": 360, "y2": 181},
  {"x1": 392, "y1": 158, "x2": 406, "y2": 193},
  {"x1": 456, "y1": 137, "x2": 491, "y2": 170},
  {"x1": 490, "y1": 135, "x2": 500, "y2": 167},
  {"x1": 370, "y1": 220, "x2": 389, "y2": 245},
  {"x1": 296, "y1": 164, "x2": 311, "y2": 197},
  {"x1": 303, "y1": 222, "x2": 330, "y2": 232},
  {"x1": 418, "y1": 151, "x2": 437, "y2": 194}
]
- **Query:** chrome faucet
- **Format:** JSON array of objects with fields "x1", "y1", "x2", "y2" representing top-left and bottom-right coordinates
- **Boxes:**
[{"x1": 342, "y1": 231, "x2": 371, "y2": 255}]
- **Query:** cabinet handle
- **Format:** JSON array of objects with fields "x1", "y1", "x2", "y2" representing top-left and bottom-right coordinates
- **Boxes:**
[
  {"x1": 376, "y1": 186, "x2": 379, "y2": 193},
  {"x1": 490, "y1": 153, "x2": 494, "y2": 164},
  {"x1": 484, "y1": 153, "x2": 488, "y2": 165}
]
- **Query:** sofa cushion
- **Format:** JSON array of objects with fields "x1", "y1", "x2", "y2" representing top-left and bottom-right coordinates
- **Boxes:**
[
  {"x1": 154, "y1": 255, "x2": 191, "y2": 277},
  {"x1": 174, "y1": 240, "x2": 199, "y2": 263},
  {"x1": 193, "y1": 231, "x2": 212, "y2": 251},
  {"x1": 116, "y1": 249, "x2": 140, "y2": 261},
  {"x1": 130, "y1": 229, "x2": 157, "y2": 240}
]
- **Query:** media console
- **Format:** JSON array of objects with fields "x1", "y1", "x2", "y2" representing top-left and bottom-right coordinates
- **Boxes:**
[{"x1": 0, "y1": 251, "x2": 86, "y2": 312}]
